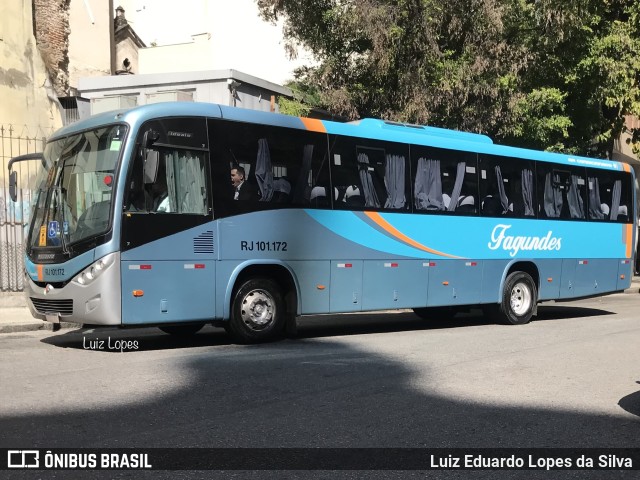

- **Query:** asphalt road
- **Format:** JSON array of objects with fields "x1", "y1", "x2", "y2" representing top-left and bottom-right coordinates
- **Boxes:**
[{"x1": 1, "y1": 294, "x2": 639, "y2": 479}]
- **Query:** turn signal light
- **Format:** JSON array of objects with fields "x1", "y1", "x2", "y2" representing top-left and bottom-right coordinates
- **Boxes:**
[{"x1": 132, "y1": 290, "x2": 144, "y2": 297}]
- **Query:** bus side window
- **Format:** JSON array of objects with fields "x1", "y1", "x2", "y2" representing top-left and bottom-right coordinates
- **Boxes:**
[
  {"x1": 537, "y1": 167, "x2": 563, "y2": 218},
  {"x1": 537, "y1": 166, "x2": 586, "y2": 220},
  {"x1": 587, "y1": 169, "x2": 632, "y2": 222},
  {"x1": 330, "y1": 135, "x2": 409, "y2": 211},
  {"x1": 567, "y1": 170, "x2": 586, "y2": 219},
  {"x1": 151, "y1": 149, "x2": 207, "y2": 214},
  {"x1": 479, "y1": 154, "x2": 535, "y2": 218},
  {"x1": 209, "y1": 119, "x2": 330, "y2": 217},
  {"x1": 412, "y1": 146, "x2": 477, "y2": 215}
]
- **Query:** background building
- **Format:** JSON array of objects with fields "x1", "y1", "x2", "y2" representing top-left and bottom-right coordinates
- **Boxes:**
[
  {"x1": 80, "y1": 69, "x2": 292, "y2": 115},
  {"x1": 117, "y1": 0, "x2": 312, "y2": 85}
]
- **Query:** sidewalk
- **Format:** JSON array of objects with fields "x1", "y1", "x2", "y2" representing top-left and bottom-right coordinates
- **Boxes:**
[
  {"x1": 1, "y1": 276, "x2": 639, "y2": 335},
  {"x1": 0, "y1": 292, "x2": 77, "y2": 334}
]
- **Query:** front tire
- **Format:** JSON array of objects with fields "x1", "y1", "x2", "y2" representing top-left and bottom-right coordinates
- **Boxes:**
[
  {"x1": 493, "y1": 271, "x2": 537, "y2": 325},
  {"x1": 228, "y1": 278, "x2": 285, "y2": 343}
]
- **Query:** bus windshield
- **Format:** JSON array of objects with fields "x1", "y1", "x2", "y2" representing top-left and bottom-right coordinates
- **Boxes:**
[{"x1": 28, "y1": 124, "x2": 127, "y2": 252}]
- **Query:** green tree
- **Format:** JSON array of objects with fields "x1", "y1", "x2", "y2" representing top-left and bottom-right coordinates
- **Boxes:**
[{"x1": 258, "y1": 0, "x2": 640, "y2": 158}]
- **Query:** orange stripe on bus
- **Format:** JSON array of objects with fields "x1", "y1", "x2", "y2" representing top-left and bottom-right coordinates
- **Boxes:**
[
  {"x1": 37, "y1": 265, "x2": 44, "y2": 282},
  {"x1": 300, "y1": 117, "x2": 326, "y2": 133},
  {"x1": 622, "y1": 163, "x2": 631, "y2": 173},
  {"x1": 624, "y1": 224, "x2": 633, "y2": 258},
  {"x1": 364, "y1": 211, "x2": 462, "y2": 258}
]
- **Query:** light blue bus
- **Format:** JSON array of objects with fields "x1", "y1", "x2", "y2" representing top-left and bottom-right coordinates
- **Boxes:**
[{"x1": 8, "y1": 102, "x2": 636, "y2": 342}]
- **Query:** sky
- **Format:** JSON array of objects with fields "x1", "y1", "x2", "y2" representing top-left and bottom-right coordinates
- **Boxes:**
[{"x1": 117, "y1": 0, "x2": 313, "y2": 84}]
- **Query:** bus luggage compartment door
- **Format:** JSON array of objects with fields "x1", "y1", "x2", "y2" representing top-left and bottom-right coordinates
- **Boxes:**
[
  {"x1": 426, "y1": 259, "x2": 482, "y2": 307},
  {"x1": 330, "y1": 260, "x2": 363, "y2": 313},
  {"x1": 572, "y1": 258, "x2": 618, "y2": 297},
  {"x1": 362, "y1": 260, "x2": 427, "y2": 310}
]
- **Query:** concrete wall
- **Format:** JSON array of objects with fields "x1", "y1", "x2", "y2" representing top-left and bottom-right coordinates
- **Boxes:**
[
  {"x1": 0, "y1": 1, "x2": 62, "y2": 131},
  {"x1": 139, "y1": 33, "x2": 214, "y2": 75},
  {"x1": 68, "y1": 0, "x2": 112, "y2": 90}
]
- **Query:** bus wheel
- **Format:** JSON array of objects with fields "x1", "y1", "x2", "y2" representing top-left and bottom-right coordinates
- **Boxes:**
[
  {"x1": 496, "y1": 271, "x2": 537, "y2": 325},
  {"x1": 413, "y1": 306, "x2": 456, "y2": 321},
  {"x1": 159, "y1": 323, "x2": 205, "y2": 336},
  {"x1": 229, "y1": 278, "x2": 284, "y2": 343}
]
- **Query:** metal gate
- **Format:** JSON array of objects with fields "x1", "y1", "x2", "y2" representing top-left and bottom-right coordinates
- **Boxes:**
[{"x1": 0, "y1": 124, "x2": 51, "y2": 291}]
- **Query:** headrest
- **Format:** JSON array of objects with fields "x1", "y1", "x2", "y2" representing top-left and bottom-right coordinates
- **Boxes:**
[
  {"x1": 459, "y1": 195, "x2": 475, "y2": 206},
  {"x1": 310, "y1": 186, "x2": 326, "y2": 200},
  {"x1": 273, "y1": 178, "x2": 291, "y2": 194},
  {"x1": 344, "y1": 185, "x2": 361, "y2": 199}
]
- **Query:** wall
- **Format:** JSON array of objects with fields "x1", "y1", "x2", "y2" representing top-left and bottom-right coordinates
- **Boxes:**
[
  {"x1": 68, "y1": 0, "x2": 112, "y2": 90},
  {"x1": 32, "y1": 0, "x2": 71, "y2": 96},
  {"x1": 139, "y1": 34, "x2": 215, "y2": 75},
  {"x1": 0, "y1": 1, "x2": 62, "y2": 134}
]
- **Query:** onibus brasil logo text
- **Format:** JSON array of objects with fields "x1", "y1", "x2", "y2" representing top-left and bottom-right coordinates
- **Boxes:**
[{"x1": 488, "y1": 224, "x2": 562, "y2": 257}]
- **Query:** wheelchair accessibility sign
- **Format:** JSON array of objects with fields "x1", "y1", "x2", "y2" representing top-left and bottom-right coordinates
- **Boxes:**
[{"x1": 48, "y1": 221, "x2": 59, "y2": 239}]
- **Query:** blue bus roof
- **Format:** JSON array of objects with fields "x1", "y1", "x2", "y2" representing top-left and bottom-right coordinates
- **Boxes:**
[{"x1": 50, "y1": 101, "x2": 627, "y2": 173}]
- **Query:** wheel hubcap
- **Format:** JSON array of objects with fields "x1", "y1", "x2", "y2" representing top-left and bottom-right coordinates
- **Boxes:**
[
  {"x1": 240, "y1": 289, "x2": 275, "y2": 331},
  {"x1": 510, "y1": 281, "x2": 532, "y2": 315}
]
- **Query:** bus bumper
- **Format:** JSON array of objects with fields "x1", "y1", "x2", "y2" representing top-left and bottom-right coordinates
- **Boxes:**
[{"x1": 24, "y1": 252, "x2": 122, "y2": 326}]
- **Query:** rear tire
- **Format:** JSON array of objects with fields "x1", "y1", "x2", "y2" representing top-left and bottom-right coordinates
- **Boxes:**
[
  {"x1": 493, "y1": 271, "x2": 537, "y2": 325},
  {"x1": 228, "y1": 278, "x2": 285, "y2": 343},
  {"x1": 159, "y1": 323, "x2": 205, "y2": 336},
  {"x1": 413, "y1": 306, "x2": 456, "y2": 321}
]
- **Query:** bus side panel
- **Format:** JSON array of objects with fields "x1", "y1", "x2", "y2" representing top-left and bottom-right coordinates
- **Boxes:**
[
  {"x1": 427, "y1": 259, "x2": 482, "y2": 307},
  {"x1": 288, "y1": 261, "x2": 331, "y2": 315},
  {"x1": 330, "y1": 260, "x2": 363, "y2": 313},
  {"x1": 573, "y1": 258, "x2": 619, "y2": 297},
  {"x1": 536, "y1": 259, "x2": 562, "y2": 301},
  {"x1": 121, "y1": 223, "x2": 218, "y2": 325},
  {"x1": 617, "y1": 259, "x2": 633, "y2": 291},
  {"x1": 479, "y1": 260, "x2": 509, "y2": 304},
  {"x1": 216, "y1": 261, "x2": 238, "y2": 320},
  {"x1": 560, "y1": 259, "x2": 577, "y2": 298},
  {"x1": 121, "y1": 259, "x2": 216, "y2": 324},
  {"x1": 362, "y1": 260, "x2": 428, "y2": 311}
]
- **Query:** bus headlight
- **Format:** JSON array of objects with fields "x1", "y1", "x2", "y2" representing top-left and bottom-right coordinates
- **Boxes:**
[{"x1": 74, "y1": 255, "x2": 114, "y2": 286}]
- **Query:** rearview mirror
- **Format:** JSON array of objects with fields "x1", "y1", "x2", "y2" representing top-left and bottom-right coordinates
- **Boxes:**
[
  {"x1": 9, "y1": 171, "x2": 17, "y2": 202},
  {"x1": 7, "y1": 152, "x2": 44, "y2": 202},
  {"x1": 143, "y1": 129, "x2": 159, "y2": 148}
]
